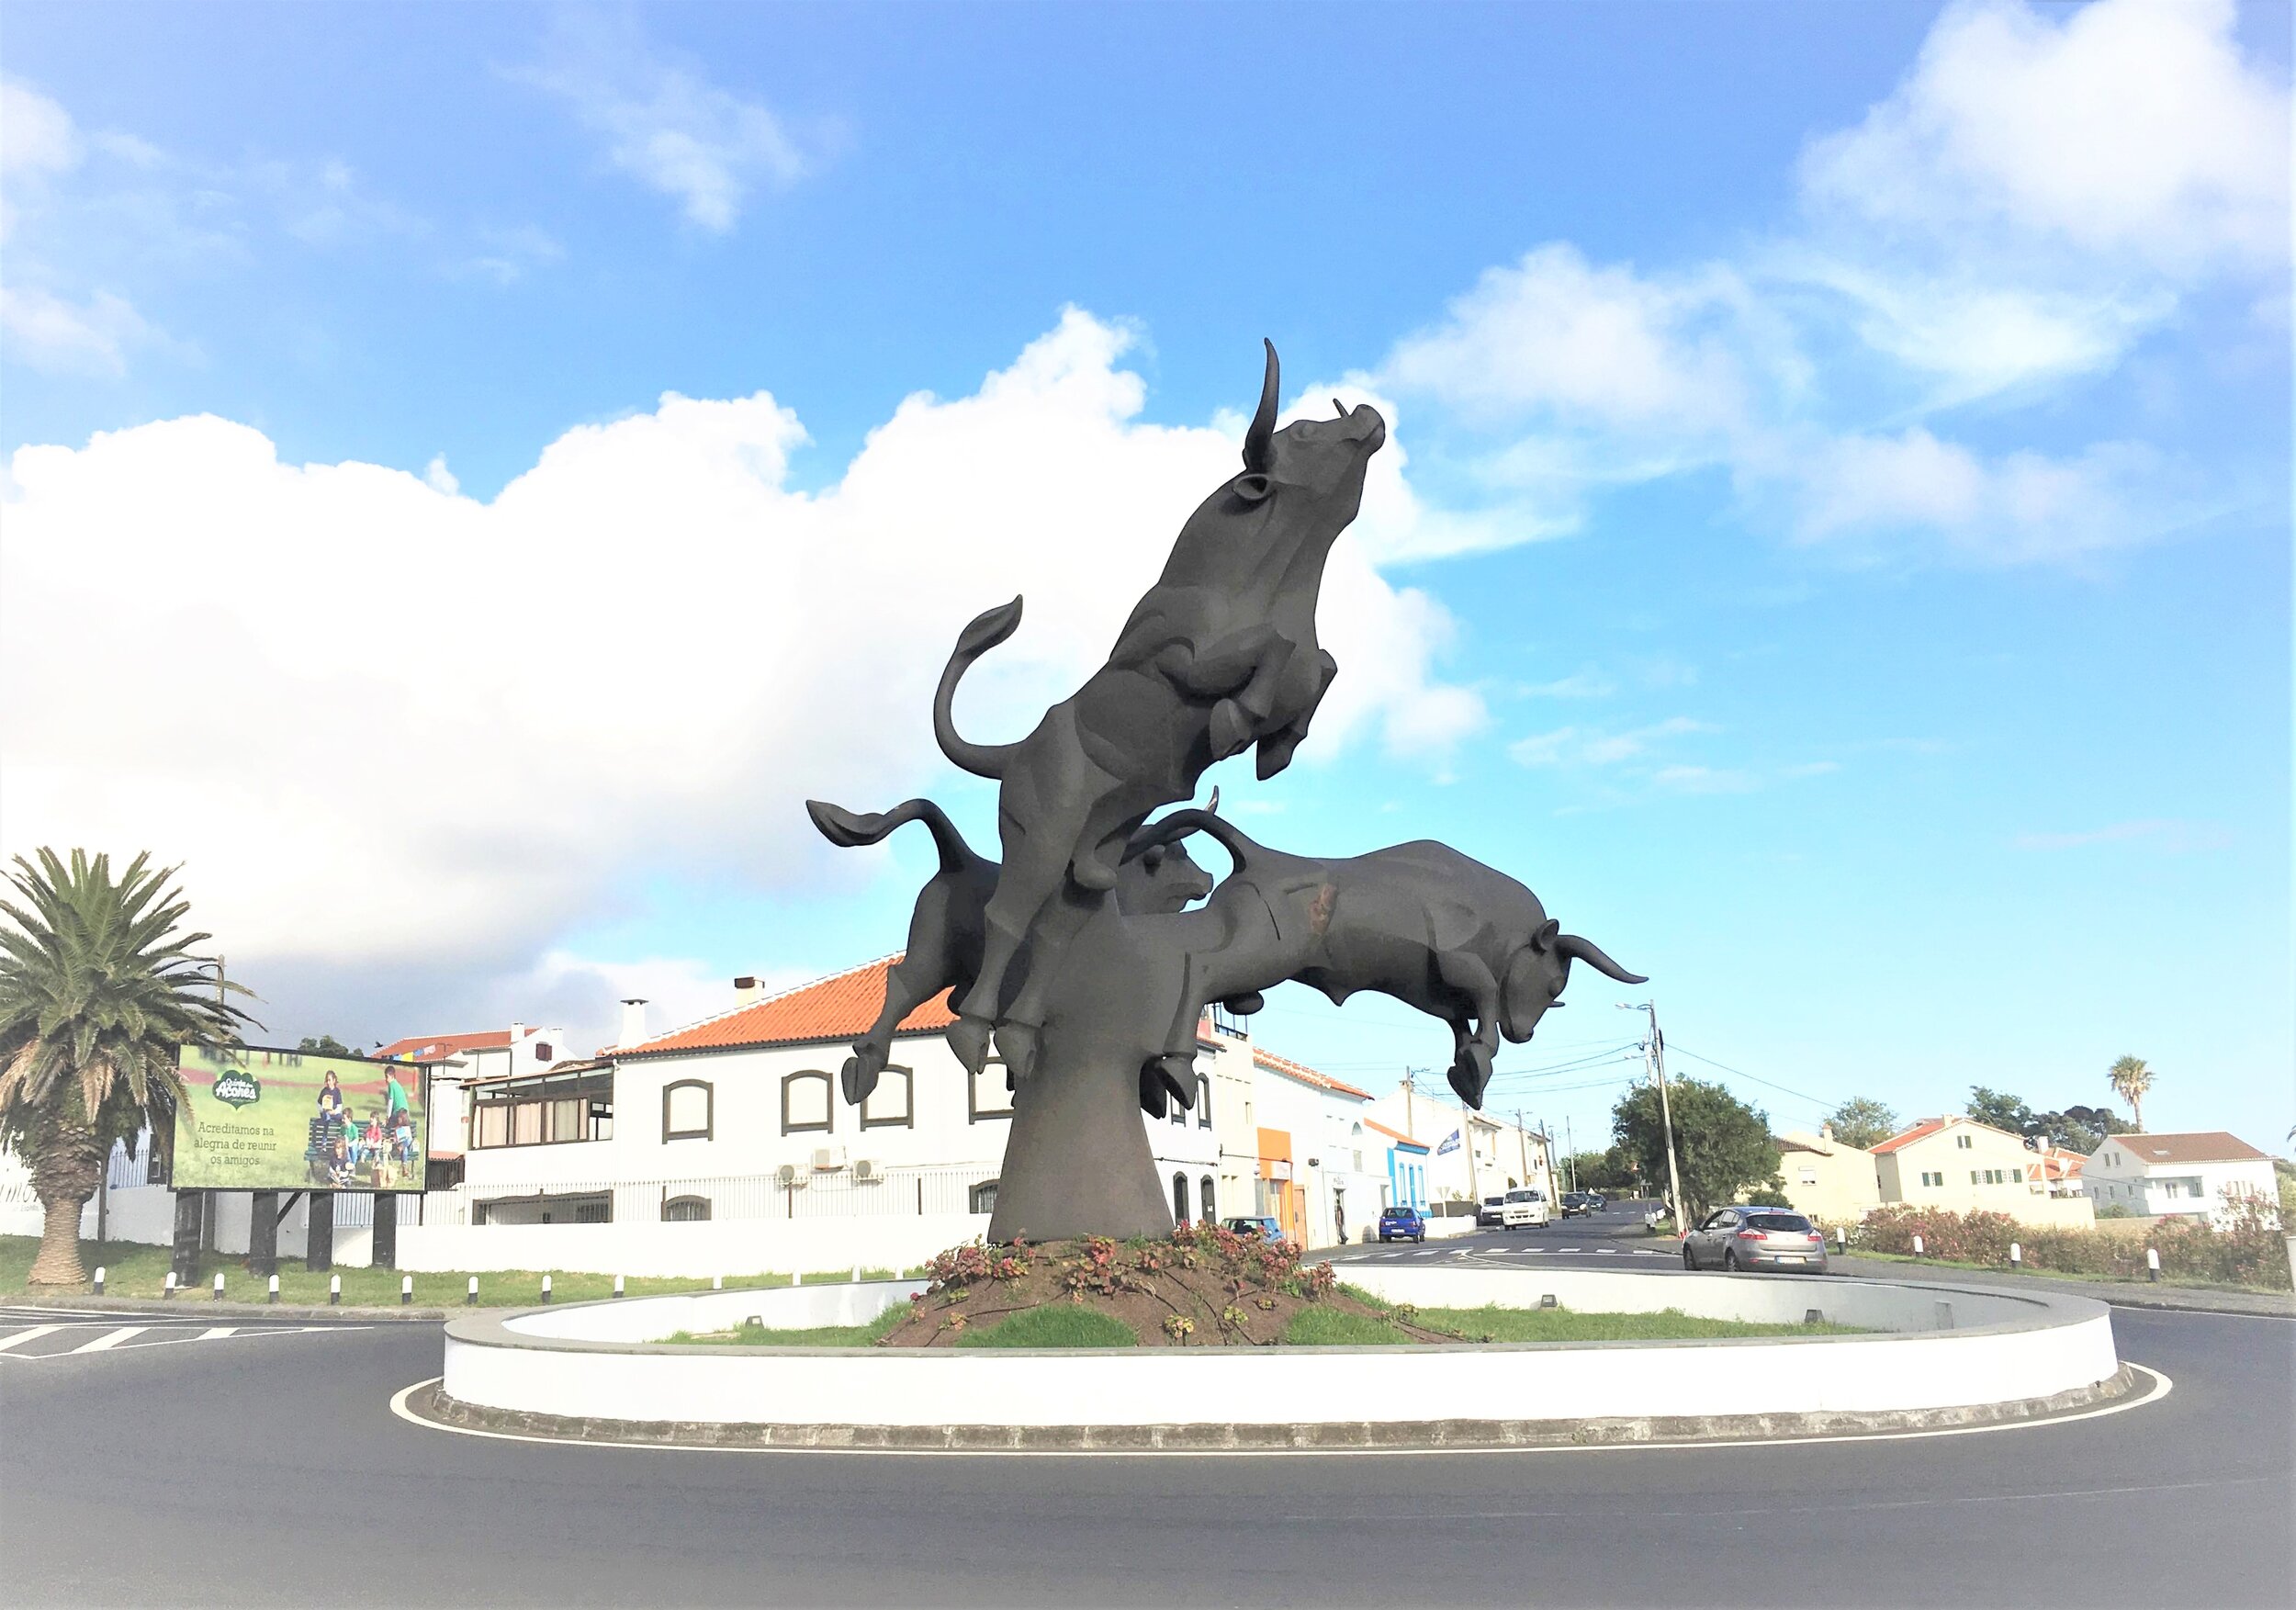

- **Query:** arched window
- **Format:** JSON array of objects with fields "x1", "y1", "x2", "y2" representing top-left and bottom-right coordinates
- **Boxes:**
[
  {"x1": 781, "y1": 1070, "x2": 833, "y2": 1134},
  {"x1": 1200, "y1": 1175, "x2": 1217, "y2": 1224},
  {"x1": 968, "y1": 1058, "x2": 1013, "y2": 1122},
  {"x1": 663, "y1": 1194, "x2": 712, "y2": 1222},
  {"x1": 861, "y1": 1064, "x2": 914, "y2": 1130},
  {"x1": 1196, "y1": 1075, "x2": 1212, "y2": 1129},
  {"x1": 969, "y1": 1180, "x2": 998, "y2": 1215},
  {"x1": 1172, "y1": 1172, "x2": 1190, "y2": 1224},
  {"x1": 1351, "y1": 1121, "x2": 1365, "y2": 1174},
  {"x1": 662, "y1": 1079, "x2": 714, "y2": 1142}
]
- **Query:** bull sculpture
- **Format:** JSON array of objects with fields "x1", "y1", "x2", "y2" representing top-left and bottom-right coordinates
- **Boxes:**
[
  {"x1": 933, "y1": 341, "x2": 1384, "y2": 1084},
  {"x1": 1122, "y1": 810, "x2": 1646, "y2": 1110}
]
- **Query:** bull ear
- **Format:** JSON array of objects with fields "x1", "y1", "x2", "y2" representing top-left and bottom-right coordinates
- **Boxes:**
[
  {"x1": 1243, "y1": 339, "x2": 1278, "y2": 474},
  {"x1": 1142, "y1": 844, "x2": 1167, "y2": 873},
  {"x1": 1531, "y1": 918, "x2": 1560, "y2": 952},
  {"x1": 1232, "y1": 472, "x2": 1272, "y2": 504}
]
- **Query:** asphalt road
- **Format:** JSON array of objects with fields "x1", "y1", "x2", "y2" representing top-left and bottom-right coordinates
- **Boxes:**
[{"x1": 3, "y1": 1260, "x2": 2290, "y2": 1608}]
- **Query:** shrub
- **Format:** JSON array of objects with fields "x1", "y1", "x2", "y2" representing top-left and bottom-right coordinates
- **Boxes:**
[{"x1": 1848, "y1": 1198, "x2": 2290, "y2": 1290}]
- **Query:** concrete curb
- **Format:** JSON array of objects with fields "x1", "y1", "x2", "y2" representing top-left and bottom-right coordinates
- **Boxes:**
[
  {"x1": 407, "y1": 1365, "x2": 2143, "y2": 1453},
  {"x1": 1828, "y1": 1257, "x2": 2294, "y2": 1318},
  {"x1": 6, "y1": 1290, "x2": 467, "y2": 1322}
]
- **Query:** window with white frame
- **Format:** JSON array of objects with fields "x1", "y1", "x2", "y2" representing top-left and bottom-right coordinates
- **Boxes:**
[
  {"x1": 861, "y1": 1064, "x2": 914, "y2": 1130},
  {"x1": 663, "y1": 1079, "x2": 714, "y2": 1142},
  {"x1": 969, "y1": 1180, "x2": 997, "y2": 1214},
  {"x1": 1196, "y1": 1075, "x2": 1212, "y2": 1128},
  {"x1": 1955, "y1": 1133, "x2": 1973, "y2": 1149},
  {"x1": 968, "y1": 1058, "x2": 1013, "y2": 1122},
  {"x1": 662, "y1": 1194, "x2": 711, "y2": 1222},
  {"x1": 781, "y1": 1070, "x2": 832, "y2": 1135},
  {"x1": 471, "y1": 1067, "x2": 614, "y2": 1149}
]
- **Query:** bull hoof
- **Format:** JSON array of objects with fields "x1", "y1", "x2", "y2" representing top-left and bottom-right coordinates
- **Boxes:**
[
  {"x1": 1218, "y1": 992, "x2": 1265, "y2": 1017},
  {"x1": 1447, "y1": 1043, "x2": 1493, "y2": 1109},
  {"x1": 995, "y1": 1020, "x2": 1041, "y2": 1083},
  {"x1": 945, "y1": 1015, "x2": 994, "y2": 1076},
  {"x1": 841, "y1": 1053, "x2": 883, "y2": 1107},
  {"x1": 1210, "y1": 698, "x2": 1254, "y2": 760}
]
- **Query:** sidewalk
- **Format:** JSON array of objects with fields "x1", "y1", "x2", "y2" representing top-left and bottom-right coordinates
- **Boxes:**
[{"x1": 1829, "y1": 1254, "x2": 2294, "y2": 1318}]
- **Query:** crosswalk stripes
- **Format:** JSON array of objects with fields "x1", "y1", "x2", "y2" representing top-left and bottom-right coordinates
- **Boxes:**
[{"x1": 0, "y1": 1313, "x2": 373, "y2": 1362}]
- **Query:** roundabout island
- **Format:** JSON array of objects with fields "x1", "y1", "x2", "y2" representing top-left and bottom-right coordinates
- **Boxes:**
[{"x1": 409, "y1": 1228, "x2": 2137, "y2": 1454}]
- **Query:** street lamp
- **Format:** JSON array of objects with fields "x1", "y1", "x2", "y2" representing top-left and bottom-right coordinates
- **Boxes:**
[{"x1": 1618, "y1": 1001, "x2": 1685, "y2": 1232}]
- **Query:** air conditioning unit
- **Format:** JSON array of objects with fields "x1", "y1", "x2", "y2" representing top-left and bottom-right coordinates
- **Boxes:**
[
  {"x1": 853, "y1": 1158, "x2": 883, "y2": 1184},
  {"x1": 773, "y1": 1163, "x2": 802, "y2": 1188},
  {"x1": 811, "y1": 1146, "x2": 843, "y2": 1173}
]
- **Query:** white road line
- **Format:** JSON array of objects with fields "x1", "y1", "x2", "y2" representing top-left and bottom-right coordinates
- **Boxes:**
[
  {"x1": 197, "y1": 1326, "x2": 239, "y2": 1342},
  {"x1": 0, "y1": 1325, "x2": 62, "y2": 1353},
  {"x1": 70, "y1": 1326, "x2": 149, "y2": 1354}
]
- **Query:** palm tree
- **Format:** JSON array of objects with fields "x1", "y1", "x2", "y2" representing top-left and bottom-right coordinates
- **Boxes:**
[
  {"x1": 0, "y1": 850, "x2": 253, "y2": 1286},
  {"x1": 2108, "y1": 1054, "x2": 2154, "y2": 1133}
]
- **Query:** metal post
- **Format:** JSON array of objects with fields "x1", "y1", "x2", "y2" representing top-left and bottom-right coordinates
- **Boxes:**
[
  {"x1": 371, "y1": 1191, "x2": 398, "y2": 1269},
  {"x1": 248, "y1": 1190, "x2": 278, "y2": 1278},
  {"x1": 306, "y1": 1191, "x2": 333, "y2": 1273},
  {"x1": 1644, "y1": 1005, "x2": 1685, "y2": 1232}
]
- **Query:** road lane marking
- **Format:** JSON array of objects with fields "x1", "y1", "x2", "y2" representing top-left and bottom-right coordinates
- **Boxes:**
[
  {"x1": 0, "y1": 1325, "x2": 62, "y2": 1353},
  {"x1": 70, "y1": 1326, "x2": 149, "y2": 1353},
  {"x1": 390, "y1": 1364, "x2": 2176, "y2": 1461}
]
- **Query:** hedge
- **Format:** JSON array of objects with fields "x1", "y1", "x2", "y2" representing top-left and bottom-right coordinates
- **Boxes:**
[{"x1": 1839, "y1": 1195, "x2": 2289, "y2": 1291}]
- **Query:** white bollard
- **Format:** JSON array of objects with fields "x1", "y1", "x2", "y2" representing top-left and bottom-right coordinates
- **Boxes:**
[
  {"x1": 2009, "y1": 1242, "x2": 2022, "y2": 1269},
  {"x1": 163, "y1": 1270, "x2": 177, "y2": 1300},
  {"x1": 399, "y1": 1274, "x2": 411, "y2": 1306},
  {"x1": 713, "y1": 1274, "x2": 724, "y2": 1290},
  {"x1": 2145, "y1": 1246, "x2": 2161, "y2": 1283},
  {"x1": 267, "y1": 1274, "x2": 280, "y2": 1304},
  {"x1": 1834, "y1": 1226, "x2": 1846, "y2": 1254},
  {"x1": 212, "y1": 1271, "x2": 225, "y2": 1300},
  {"x1": 1911, "y1": 1233, "x2": 1925, "y2": 1257},
  {"x1": 791, "y1": 1271, "x2": 801, "y2": 1287},
  {"x1": 851, "y1": 1264, "x2": 862, "y2": 1284},
  {"x1": 613, "y1": 1274, "x2": 625, "y2": 1300},
  {"x1": 93, "y1": 1265, "x2": 106, "y2": 1297},
  {"x1": 541, "y1": 1274, "x2": 553, "y2": 1304},
  {"x1": 330, "y1": 1274, "x2": 342, "y2": 1306},
  {"x1": 467, "y1": 1275, "x2": 479, "y2": 1306}
]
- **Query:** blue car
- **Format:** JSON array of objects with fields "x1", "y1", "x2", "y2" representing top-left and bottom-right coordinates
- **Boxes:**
[
  {"x1": 1378, "y1": 1205, "x2": 1428, "y2": 1244},
  {"x1": 1222, "y1": 1215, "x2": 1286, "y2": 1244}
]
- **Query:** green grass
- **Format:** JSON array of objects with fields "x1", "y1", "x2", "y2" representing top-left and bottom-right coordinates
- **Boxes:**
[
  {"x1": 658, "y1": 1308, "x2": 907, "y2": 1348},
  {"x1": 1284, "y1": 1307, "x2": 1414, "y2": 1345},
  {"x1": 955, "y1": 1306, "x2": 1136, "y2": 1348},
  {"x1": 1290, "y1": 1299, "x2": 1863, "y2": 1345},
  {"x1": 1840, "y1": 1248, "x2": 2282, "y2": 1295},
  {"x1": 0, "y1": 1235, "x2": 923, "y2": 1309}
]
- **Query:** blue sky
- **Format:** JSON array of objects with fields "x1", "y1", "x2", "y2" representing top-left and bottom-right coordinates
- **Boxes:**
[{"x1": 3, "y1": 1, "x2": 2288, "y2": 1154}]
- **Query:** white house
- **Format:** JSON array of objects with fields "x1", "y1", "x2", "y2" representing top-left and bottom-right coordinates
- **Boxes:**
[
  {"x1": 371, "y1": 1020, "x2": 570, "y2": 1181},
  {"x1": 1367, "y1": 1119, "x2": 1430, "y2": 1213},
  {"x1": 1245, "y1": 1047, "x2": 1387, "y2": 1246},
  {"x1": 1365, "y1": 1083, "x2": 1558, "y2": 1213},
  {"x1": 2082, "y1": 1132, "x2": 2279, "y2": 1224}
]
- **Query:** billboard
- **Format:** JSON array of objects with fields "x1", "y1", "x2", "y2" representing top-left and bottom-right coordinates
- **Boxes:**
[{"x1": 173, "y1": 1045, "x2": 428, "y2": 1193}]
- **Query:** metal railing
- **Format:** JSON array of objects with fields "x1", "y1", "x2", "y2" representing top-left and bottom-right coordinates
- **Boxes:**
[{"x1": 422, "y1": 1165, "x2": 995, "y2": 1226}]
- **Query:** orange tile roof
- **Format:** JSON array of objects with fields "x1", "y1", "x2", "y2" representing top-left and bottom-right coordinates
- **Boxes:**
[
  {"x1": 1871, "y1": 1118, "x2": 1952, "y2": 1155},
  {"x1": 1366, "y1": 1118, "x2": 1426, "y2": 1150},
  {"x1": 1251, "y1": 1045, "x2": 1373, "y2": 1101},
  {"x1": 2100, "y1": 1132, "x2": 2272, "y2": 1165},
  {"x1": 616, "y1": 956, "x2": 953, "y2": 1057},
  {"x1": 372, "y1": 1029, "x2": 513, "y2": 1062}
]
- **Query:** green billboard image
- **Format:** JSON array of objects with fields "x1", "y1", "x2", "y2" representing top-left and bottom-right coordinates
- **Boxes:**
[{"x1": 173, "y1": 1045, "x2": 428, "y2": 1193}]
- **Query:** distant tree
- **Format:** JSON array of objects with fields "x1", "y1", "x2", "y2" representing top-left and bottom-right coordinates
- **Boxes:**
[
  {"x1": 2108, "y1": 1055, "x2": 2154, "y2": 1132},
  {"x1": 1570, "y1": 1148, "x2": 1637, "y2": 1191},
  {"x1": 298, "y1": 1034, "x2": 359, "y2": 1059},
  {"x1": 0, "y1": 851, "x2": 254, "y2": 1285},
  {"x1": 2031, "y1": 1104, "x2": 2130, "y2": 1154},
  {"x1": 1743, "y1": 1179, "x2": 1794, "y2": 1209},
  {"x1": 1825, "y1": 1097, "x2": 1898, "y2": 1151},
  {"x1": 1967, "y1": 1086, "x2": 2036, "y2": 1136},
  {"x1": 1612, "y1": 1077, "x2": 1775, "y2": 1223}
]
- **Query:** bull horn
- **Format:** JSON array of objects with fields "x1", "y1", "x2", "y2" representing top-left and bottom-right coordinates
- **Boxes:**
[
  {"x1": 1243, "y1": 339, "x2": 1279, "y2": 473},
  {"x1": 1556, "y1": 933, "x2": 1648, "y2": 985},
  {"x1": 1205, "y1": 785, "x2": 1220, "y2": 814}
]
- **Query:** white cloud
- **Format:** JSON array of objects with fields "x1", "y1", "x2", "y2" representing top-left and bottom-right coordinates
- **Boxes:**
[
  {"x1": 1521, "y1": 669, "x2": 1615, "y2": 700},
  {"x1": 1508, "y1": 716, "x2": 1713, "y2": 770},
  {"x1": 1799, "y1": 0, "x2": 2288, "y2": 276},
  {"x1": 422, "y1": 455, "x2": 459, "y2": 495},
  {"x1": 0, "y1": 312, "x2": 1477, "y2": 987},
  {"x1": 516, "y1": 18, "x2": 811, "y2": 232},
  {"x1": 1, "y1": 78, "x2": 80, "y2": 180},
  {"x1": 0, "y1": 285, "x2": 153, "y2": 375}
]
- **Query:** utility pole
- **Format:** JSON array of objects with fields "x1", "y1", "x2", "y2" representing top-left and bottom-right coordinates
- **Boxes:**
[
  {"x1": 1514, "y1": 1109, "x2": 1529, "y2": 1186},
  {"x1": 1624, "y1": 1001, "x2": 1686, "y2": 1229},
  {"x1": 1565, "y1": 1116, "x2": 1577, "y2": 1194}
]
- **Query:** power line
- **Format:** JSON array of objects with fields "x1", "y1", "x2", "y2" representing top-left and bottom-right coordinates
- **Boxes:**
[{"x1": 1666, "y1": 1043, "x2": 1838, "y2": 1115}]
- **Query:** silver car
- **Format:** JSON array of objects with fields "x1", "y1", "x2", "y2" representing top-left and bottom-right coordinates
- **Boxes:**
[{"x1": 1681, "y1": 1207, "x2": 1829, "y2": 1273}]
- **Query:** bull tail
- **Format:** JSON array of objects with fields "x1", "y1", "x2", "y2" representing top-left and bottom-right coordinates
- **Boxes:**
[
  {"x1": 805, "y1": 797, "x2": 979, "y2": 874},
  {"x1": 934, "y1": 597, "x2": 1025, "y2": 779}
]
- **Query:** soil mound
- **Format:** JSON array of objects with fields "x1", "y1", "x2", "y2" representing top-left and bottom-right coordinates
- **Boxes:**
[{"x1": 876, "y1": 1223, "x2": 1458, "y2": 1348}]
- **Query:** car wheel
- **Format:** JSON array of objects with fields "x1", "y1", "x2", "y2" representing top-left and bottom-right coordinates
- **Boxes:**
[
  {"x1": 1724, "y1": 1249, "x2": 1740, "y2": 1272},
  {"x1": 1682, "y1": 1246, "x2": 1697, "y2": 1269}
]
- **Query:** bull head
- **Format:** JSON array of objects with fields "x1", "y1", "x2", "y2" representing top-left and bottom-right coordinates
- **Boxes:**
[{"x1": 1501, "y1": 920, "x2": 1647, "y2": 1041}]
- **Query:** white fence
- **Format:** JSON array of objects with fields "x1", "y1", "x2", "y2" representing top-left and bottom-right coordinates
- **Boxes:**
[{"x1": 431, "y1": 1165, "x2": 991, "y2": 1227}]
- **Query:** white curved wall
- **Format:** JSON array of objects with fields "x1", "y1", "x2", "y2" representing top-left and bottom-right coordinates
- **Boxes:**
[{"x1": 443, "y1": 1268, "x2": 2122, "y2": 1431}]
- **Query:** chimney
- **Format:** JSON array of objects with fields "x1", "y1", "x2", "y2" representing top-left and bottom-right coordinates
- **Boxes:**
[
  {"x1": 619, "y1": 998, "x2": 648, "y2": 1048},
  {"x1": 1820, "y1": 1122, "x2": 1834, "y2": 1143},
  {"x1": 733, "y1": 975, "x2": 761, "y2": 1007}
]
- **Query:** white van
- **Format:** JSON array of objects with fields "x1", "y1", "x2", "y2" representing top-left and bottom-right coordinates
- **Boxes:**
[{"x1": 1502, "y1": 1187, "x2": 1551, "y2": 1229}]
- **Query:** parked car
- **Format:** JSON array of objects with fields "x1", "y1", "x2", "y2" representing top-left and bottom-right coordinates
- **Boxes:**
[
  {"x1": 1475, "y1": 1194, "x2": 1507, "y2": 1228},
  {"x1": 1378, "y1": 1205, "x2": 1428, "y2": 1244},
  {"x1": 1681, "y1": 1207, "x2": 1829, "y2": 1273},
  {"x1": 1222, "y1": 1215, "x2": 1285, "y2": 1244},
  {"x1": 1501, "y1": 1187, "x2": 1551, "y2": 1229},
  {"x1": 1559, "y1": 1191, "x2": 1592, "y2": 1217},
  {"x1": 1584, "y1": 1192, "x2": 1607, "y2": 1210}
]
